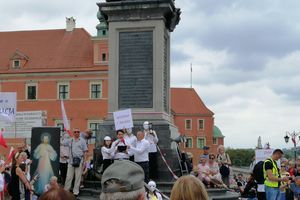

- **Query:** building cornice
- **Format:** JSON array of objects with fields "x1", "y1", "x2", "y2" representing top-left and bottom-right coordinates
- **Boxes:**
[{"x1": 0, "y1": 70, "x2": 108, "y2": 79}]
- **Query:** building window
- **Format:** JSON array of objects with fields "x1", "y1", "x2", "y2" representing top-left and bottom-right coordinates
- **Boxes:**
[
  {"x1": 88, "y1": 120, "x2": 101, "y2": 144},
  {"x1": 213, "y1": 138, "x2": 218, "y2": 145},
  {"x1": 185, "y1": 137, "x2": 193, "y2": 148},
  {"x1": 102, "y1": 30, "x2": 106, "y2": 35},
  {"x1": 58, "y1": 83, "x2": 69, "y2": 99},
  {"x1": 102, "y1": 53, "x2": 107, "y2": 61},
  {"x1": 198, "y1": 119, "x2": 204, "y2": 130},
  {"x1": 185, "y1": 119, "x2": 192, "y2": 130},
  {"x1": 13, "y1": 60, "x2": 20, "y2": 68},
  {"x1": 90, "y1": 81, "x2": 102, "y2": 99},
  {"x1": 26, "y1": 84, "x2": 37, "y2": 100},
  {"x1": 197, "y1": 137, "x2": 206, "y2": 149}
]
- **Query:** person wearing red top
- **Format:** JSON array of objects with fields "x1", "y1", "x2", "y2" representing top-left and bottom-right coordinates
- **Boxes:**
[{"x1": 288, "y1": 161, "x2": 295, "y2": 176}]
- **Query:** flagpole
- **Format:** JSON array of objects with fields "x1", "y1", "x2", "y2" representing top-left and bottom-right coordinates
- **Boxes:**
[{"x1": 190, "y1": 62, "x2": 193, "y2": 88}]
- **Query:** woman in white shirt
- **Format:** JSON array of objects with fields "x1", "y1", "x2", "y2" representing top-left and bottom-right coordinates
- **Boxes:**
[{"x1": 101, "y1": 136, "x2": 114, "y2": 173}]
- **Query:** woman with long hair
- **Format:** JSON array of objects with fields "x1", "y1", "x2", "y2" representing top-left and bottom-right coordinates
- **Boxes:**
[
  {"x1": 101, "y1": 136, "x2": 114, "y2": 173},
  {"x1": 8, "y1": 152, "x2": 32, "y2": 200},
  {"x1": 208, "y1": 154, "x2": 224, "y2": 187},
  {"x1": 217, "y1": 145, "x2": 231, "y2": 187},
  {"x1": 170, "y1": 175, "x2": 209, "y2": 200}
]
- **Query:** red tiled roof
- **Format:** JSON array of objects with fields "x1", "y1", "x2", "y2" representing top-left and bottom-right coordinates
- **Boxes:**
[
  {"x1": 0, "y1": 28, "x2": 103, "y2": 73},
  {"x1": 171, "y1": 88, "x2": 214, "y2": 115}
]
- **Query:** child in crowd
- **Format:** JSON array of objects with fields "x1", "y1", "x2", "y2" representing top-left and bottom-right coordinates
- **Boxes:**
[{"x1": 44, "y1": 176, "x2": 59, "y2": 193}]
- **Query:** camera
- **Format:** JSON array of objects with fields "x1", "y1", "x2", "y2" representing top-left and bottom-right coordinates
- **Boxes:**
[{"x1": 149, "y1": 123, "x2": 153, "y2": 133}]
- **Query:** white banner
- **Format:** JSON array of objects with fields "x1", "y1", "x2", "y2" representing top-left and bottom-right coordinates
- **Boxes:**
[
  {"x1": 255, "y1": 149, "x2": 273, "y2": 163},
  {"x1": 0, "y1": 111, "x2": 47, "y2": 138},
  {"x1": 0, "y1": 92, "x2": 17, "y2": 122},
  {"x1": 113, "y1": 109, "x2": 133, "y2": 130}
]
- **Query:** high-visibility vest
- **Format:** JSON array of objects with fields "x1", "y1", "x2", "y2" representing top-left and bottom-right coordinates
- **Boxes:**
[{"x1": 263, "y1": 158, "x2": 280, "y2": 187}]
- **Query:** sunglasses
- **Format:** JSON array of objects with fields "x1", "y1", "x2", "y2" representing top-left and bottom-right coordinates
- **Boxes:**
[
  {"x1": 74, "y1": 131, "x2": 80, "y2": 133},
  {"x1": 209, "y1": 157, "x2": 215, "y2": 160}
]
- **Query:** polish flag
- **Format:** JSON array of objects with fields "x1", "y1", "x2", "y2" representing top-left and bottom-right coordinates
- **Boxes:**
[
  {"x1": 0, "y1": 129, "x2": 7, "y2": 148},
  {"x1": 6, "y1": 146, "x2": 15, "y2": 164},
  {"x1": 60, "y1": 100, "x2": 72, "y2": 137}
]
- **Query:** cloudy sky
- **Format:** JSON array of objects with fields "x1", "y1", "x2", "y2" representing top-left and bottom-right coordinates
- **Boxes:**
[{"x1": 1, "y1": 0, "x2": 299, "y2": 148}]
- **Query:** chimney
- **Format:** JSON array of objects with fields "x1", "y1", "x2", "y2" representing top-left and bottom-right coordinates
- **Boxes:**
[{"x1": 66, "y1": 17, "x2": 76, "y2": 32}]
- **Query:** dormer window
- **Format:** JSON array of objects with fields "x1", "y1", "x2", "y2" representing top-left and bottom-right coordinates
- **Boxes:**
[
  {"x1": 13, "y1": 60, "x2": 20, "y2": 68},
  {"x1": 10, "y1": 49, "x2": 29, "y2": 69}
]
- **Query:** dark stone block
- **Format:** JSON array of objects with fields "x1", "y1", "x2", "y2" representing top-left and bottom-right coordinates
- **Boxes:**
[{"x1": 118, "y1": 31, "x2": 153, "y2": 109}]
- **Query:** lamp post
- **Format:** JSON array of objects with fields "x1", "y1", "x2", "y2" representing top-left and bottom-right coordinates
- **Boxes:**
[{"x1": 284, "y1": 131, "x2": 300, "y2": 167}]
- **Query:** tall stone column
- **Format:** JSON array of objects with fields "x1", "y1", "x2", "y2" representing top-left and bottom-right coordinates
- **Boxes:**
[{"x1": 96, "y1": 0, "x2": 182, "y2": 181}]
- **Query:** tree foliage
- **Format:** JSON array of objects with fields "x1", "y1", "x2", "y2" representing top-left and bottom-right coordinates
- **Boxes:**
[{"x1": 226, "y1": 148, "x2": 255, "y2": 167}]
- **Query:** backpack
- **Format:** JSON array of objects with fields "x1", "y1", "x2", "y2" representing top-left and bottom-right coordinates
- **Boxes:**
[{"x1": 253, "y1": 160, "x2": 270, "y2": 184}]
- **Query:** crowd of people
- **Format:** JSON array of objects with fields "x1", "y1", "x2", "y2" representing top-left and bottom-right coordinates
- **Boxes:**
[
  {"x1": 5, "y1": 121, "x2": 300, "y2": 200},
  {"x1": 231, "y1": 149, "x2": 300, "y2": 200},
  {"x1": 100, "y1": 121, "x2": 159, "y2": 183},
  {"x1": 0, "y1": 121, "x2": 161, "y2": 200}
]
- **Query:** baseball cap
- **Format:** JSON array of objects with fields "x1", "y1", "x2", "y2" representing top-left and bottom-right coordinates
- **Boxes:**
[
  {"x1": 203, "y1": 146, "x2": 210, "y2": 150},
  {"x1": 101, "y1": 160, "x2": 144, "y2": 193}
]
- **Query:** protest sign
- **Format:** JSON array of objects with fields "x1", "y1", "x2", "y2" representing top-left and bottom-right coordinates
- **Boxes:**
[
  {"x1": 0, "y1": 92, "x2": 17, "y2": 122},
  {"x1": 0, "y1": 111, "x2": 47, "y2": 138},
  {"x1": 113, "y1": 109, "x2": 133, "y2": 130}
]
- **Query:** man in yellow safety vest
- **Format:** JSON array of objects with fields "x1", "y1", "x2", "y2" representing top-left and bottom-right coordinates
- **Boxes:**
[{"x1": 263, "y1": 149, "x2": 289, "y2": 200}]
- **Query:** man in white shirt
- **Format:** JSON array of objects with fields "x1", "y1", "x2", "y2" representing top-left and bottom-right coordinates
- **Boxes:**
[
  {"x1": 129, "y1": 131, "x2": 150, "y2": 183},
  {"x1": 124, "y1": 128, "x2": 137, "y2": 162},
  {"x1": 143, "y1": 121, "x2": 159, "y2": 180}
]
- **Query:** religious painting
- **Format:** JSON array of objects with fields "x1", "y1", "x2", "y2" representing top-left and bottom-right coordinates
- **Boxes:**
[{"x1": 30, "y1": 127, "x2": 60, "y2": 195}]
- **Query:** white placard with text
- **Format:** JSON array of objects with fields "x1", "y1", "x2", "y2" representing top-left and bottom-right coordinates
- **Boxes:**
[
  {"x1": 113, "y1": 109, "x2": 134, "y2": 130},
  {"x1": 0, "y1": 92, "x2": 17, "y2": 122}
]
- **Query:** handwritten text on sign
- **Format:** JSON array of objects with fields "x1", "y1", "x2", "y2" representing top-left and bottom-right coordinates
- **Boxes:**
[
  {"x1": 0, "y1": 92, "x2": 17, "y2": 122},
  {"x1": 113, "y1": 109, "x2": 134, "y2": 130}
]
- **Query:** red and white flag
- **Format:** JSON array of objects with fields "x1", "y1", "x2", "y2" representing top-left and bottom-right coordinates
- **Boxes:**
[
  {"x1": 60, "y1": 100, "x2": 72, "y2": 137},
  {"x1": 0, "y1": 129, "x2": 7, "y2": 148},
  {"x1": 6, "y1": 146, "x2": 15, "y2": 164}
]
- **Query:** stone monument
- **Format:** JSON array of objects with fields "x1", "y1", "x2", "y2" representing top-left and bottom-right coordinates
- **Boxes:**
[{"x1": 95, "y1": 0, "x2": 182, "y2": 181}]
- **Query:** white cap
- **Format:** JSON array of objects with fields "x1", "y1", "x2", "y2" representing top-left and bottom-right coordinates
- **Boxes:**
[{"x1": 104, "y1": 136, "x2": 111, "y2": 141}]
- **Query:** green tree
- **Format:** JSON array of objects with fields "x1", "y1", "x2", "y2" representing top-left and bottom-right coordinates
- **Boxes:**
[{"x1": 226, "y1": 148, "x2": 255, "y2": 167}]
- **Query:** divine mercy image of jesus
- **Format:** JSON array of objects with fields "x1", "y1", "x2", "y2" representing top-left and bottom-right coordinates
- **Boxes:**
[{"x1": 33, "y1": 133, "x2": 57, "y2": 194}]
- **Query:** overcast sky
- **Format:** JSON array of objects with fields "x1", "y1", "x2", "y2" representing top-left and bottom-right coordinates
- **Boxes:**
[{"x1": 1, "y1": 0, "x2": 299, "y2": 149}]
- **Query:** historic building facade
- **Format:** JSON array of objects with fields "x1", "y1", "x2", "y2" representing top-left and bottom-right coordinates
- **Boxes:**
[
  {"x1": 0, "y1": 17, "x2": 224, "y2": 163},
  {"x1": 0, "y1": 18, "x2": 109, "y2": 157},
  {"x1": 171, "y1": 88, "x2": 224, "y2": 165}
]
